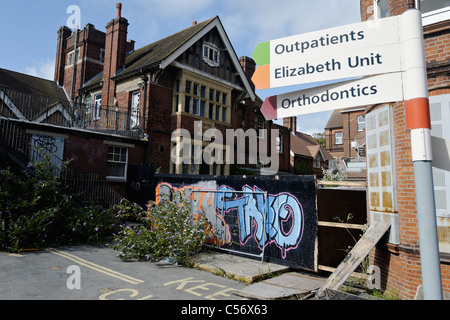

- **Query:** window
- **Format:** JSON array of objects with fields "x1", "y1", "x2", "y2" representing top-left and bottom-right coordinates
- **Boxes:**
[
  {"x1": 170, "y1": 141, "x2": 228, "y2": 176},
  {"x1": 374, "y1": 0, "x2": 389, "y2": 19},
  {"x1": 173, "y1": 76, "x2": 230, "y2": 124},
  {"x1": 417, "y1": 0, "x2": 450, "y2": 25},
  {"x1": 107, "y1": 146, "x2": 128, "y2": 181},
  {"x1": 257, "y1": 116, "x2": 265, "y2": 138},
  {"x1": 85, "y1": 95, "x2": 92, "y2": 118},
  {"x1": 335, "y1": 132, "x2": 343, "y2": 145},
  {"x1": 357, "y1": 115, "x2": 366, "y2": 131},
  {"x1": 94, "y1": 94, "x2": 102, "y2": 120},
  {"x1": 67, "y1": 48, "x2": 80, "y2": 66},
  {"x1": 313, "y1": 158, "x2": 321, "y2": 168},
  {"x1": 130, "y1": 91, "x2": 140, "y2": 130},
  {"x1": 99, "y1": 49, "x2": 105, "y2": 63},
  {"x1": 419, "y1": 0, "x2": 450, "y2": 14},
  {"x1": 202, "y1": 42, "x2": 220, "y2": 67},
  {"x1": 276, "y1": 133, "x2": 284, "y2": 153},
  {"x1": 365, "y1": 105, "x2": 396, "y2": 213}
]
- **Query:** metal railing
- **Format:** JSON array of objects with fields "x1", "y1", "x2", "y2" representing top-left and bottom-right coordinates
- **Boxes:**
[
  {"x1": 1, "y1": 87, "x2": 144, "y2": 138},
  {"x1": 0, "y1": 116, "x2": 123, "y2": 207}
]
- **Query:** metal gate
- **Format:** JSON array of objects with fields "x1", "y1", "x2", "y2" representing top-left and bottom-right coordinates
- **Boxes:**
[{"x1": 190, "y1": 189, "x2": 268, "y2": 262}]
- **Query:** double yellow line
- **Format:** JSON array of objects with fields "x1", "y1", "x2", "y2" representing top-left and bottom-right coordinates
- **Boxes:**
[{"x1": 50, "y1": 249, "x2": 145, "y2": 285}]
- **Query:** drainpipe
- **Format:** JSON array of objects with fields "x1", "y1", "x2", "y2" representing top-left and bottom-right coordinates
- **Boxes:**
[
  {"x1": 347, "y1": 113, "x2": 351, "y2": 157},
  {"x1": 70, "y1": 29, "x2": 79, "y2": 102}
]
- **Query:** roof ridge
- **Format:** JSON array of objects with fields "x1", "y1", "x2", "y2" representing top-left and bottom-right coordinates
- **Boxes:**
[
  {"x1": 0, "y1": 68, "x2": 56, "y2": 85},
  {"x1": 124, "y1": 16, "x2": 217, "y2": 70}
]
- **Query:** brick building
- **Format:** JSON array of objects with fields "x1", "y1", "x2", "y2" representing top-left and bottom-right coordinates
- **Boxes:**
[
  {"x1": 54, "y1": 3, "x2": 288, "y2": 178},
  {"x1": 325, "y1": 106, "x2": 367, "y2": 181},
  {"x1": 0, "y1": 68, "x2": 146, "y2": 203},
  {"x1": 360, "y1": 0, "x2": 450, "y2": 299},
  {"x1": 286, "y1": 117, "x2": 332, "y2": 176},
  {"x1": 1, "y1": 3, "x2": 293, "y2": 208}
]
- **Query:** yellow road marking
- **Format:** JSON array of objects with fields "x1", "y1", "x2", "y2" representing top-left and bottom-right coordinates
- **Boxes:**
[{"x1": 50, "y1": 249, "x2": 145, "y2": 285}]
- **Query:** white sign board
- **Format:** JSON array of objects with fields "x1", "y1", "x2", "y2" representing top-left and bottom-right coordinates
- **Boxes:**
[{"x1": 261, "y1": 72, "x2": 404, "y2": 120}]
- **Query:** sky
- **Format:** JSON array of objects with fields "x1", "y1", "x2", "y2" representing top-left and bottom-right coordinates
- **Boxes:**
[{"x1": 0, "y1": 0, "x2": 362, "y2": 135}]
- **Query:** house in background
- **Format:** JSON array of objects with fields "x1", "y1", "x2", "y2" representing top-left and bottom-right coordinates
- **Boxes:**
[
  {"x1": 324, "y1": 106, "x2": 366, "y2": 181},
  {"x1": 284, "y1": 117, "x2": 332, "y2": 177}
]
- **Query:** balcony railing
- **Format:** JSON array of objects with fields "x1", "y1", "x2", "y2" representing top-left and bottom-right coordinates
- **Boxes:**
[
  {"x1": 0, "y1": 87, "x2": 144, "y2": 138},
  {"x1": 0, "y1": 116, "x2": 124, "y2": 207}
]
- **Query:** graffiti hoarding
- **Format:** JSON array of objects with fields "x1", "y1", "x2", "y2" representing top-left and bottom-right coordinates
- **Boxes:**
[{"x1": 154, "y1": 175, "x2": 317, "y2": 271}]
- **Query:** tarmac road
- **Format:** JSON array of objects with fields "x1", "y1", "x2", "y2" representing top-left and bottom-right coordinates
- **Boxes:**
[{"x1": 0, "y1": 245, "x2": 247, "y2": 301}]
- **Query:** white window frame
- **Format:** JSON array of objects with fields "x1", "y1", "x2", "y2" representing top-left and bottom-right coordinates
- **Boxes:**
[
  {"x1": 373, "y1": 0, "x2": 389, "y2": 19},
  {"x1": 257, "y1": 115, "x2": 265, "y2": 139},
  {"x1": 94, "y1": 94, "x2": 102, "y2": 120},
  {"x1": 357, "y1": 115, "x2": 366, "y2": 131},
  {"x1": 202, "y1": 42, "x2": 220, "y2": 67},
  {"x1": 416, "y1": 0, "x2": 450, "y2": 26},
  {"x1": 430, "y1": 94, "x2": 450, "y2": 218},
  {"x1": 130, "y1": 91, "x2": 140, "y2": 130},
  {"x1": 276, "y1": 133, "x2": 284, "y2": 154},
  {"x1": 106, "y1": 146, "x2": 129, "y2": 182},
  {"x1": 366, "y1": 105, "x2": 397, "y2": 213},
  {"x1": 67, "y1": 48, "x2": 80, "y2": 66},
  {"x1": 335, "y1": 132, "x2": 343, "y2": 145}
]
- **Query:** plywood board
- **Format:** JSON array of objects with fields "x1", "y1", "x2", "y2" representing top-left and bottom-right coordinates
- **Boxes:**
[{"x1": 316, "y1": 220, "x2": 391, "y2": 298}]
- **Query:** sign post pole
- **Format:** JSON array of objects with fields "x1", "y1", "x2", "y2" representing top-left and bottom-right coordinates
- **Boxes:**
[
  {"x1": 401, "y1": 9, "x2": 443, "y2": 300},
  {"x1": 251, "y1": 8, "x2": 443, "y2": 299}
]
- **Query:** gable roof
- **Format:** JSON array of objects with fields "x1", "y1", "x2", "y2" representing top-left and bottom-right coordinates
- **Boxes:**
[
  {"x1": 290, "y1": 131, "x2": 333, "y2": 160},
  {"x1": 325, "y1": 109, "x2": 343, "y2": 129},
  {"x1": 0, "y1": 68, "x2": 71, "y2": 120},
  {"x1": 123, "y1": 17, "x2": 216, "y2": 75},
  {"x1": 0, "y1": 68, "x2": 70, "y2": 106},
  {"x1": 83, "y1": 17, "x2": 256, "y2": 101}
]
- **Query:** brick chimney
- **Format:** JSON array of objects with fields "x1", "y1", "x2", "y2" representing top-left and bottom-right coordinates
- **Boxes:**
[
  {"x1": 283, "y1": 117, "x2": 297, "y2": 135},
  {"x1": 102, "y1": 2, "x2": 129, "y2": 107},
  {"x1": 54, "y1": 26, "x2": 72, "y2": 86},
  {"x1": 239, "y1": 56, "x2": 256, "y2": 91}
]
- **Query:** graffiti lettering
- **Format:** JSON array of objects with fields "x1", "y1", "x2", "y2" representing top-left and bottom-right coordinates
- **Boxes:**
[
  {"x1": 217, "y1": 185, "x2": 303, "y2": 259},
  {"x1": 155, "y1": 183, "x2": 230, "y2": 245},
  {"x1": 155, "y1": 182, "x2": 304, "y2": 260}
]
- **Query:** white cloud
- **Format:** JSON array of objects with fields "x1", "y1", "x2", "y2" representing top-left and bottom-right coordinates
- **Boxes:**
[{"x1": 24, "y1": 59, "x2": 55, "y2": 81}]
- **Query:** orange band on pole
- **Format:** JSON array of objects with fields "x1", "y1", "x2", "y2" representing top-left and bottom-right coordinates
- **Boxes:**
[{"x1": 405, "y1": 97, "x2": 431, "y2": 130}]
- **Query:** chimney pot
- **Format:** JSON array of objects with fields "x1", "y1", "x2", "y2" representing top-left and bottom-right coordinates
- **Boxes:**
[
  {"x1": 192, "y1": 21, "x2": 197, "y2": 26},
  {"x1": 116, "y1": 3, "x2": 122, "y2": 18}
]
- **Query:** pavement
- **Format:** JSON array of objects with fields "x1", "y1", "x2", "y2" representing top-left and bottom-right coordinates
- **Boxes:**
[
  {"x1": 191, "y1": 250, "x2": 327, "y2": 300},
  {"x1": 1, "y1": 246, "x2": 390, "y2": 300}
]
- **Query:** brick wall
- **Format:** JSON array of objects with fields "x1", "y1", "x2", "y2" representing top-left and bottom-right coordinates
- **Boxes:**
[
  {"x1": 361, "y1": 0, "x2": 450, "y2": 299},
  {"x1": 64, "y1": 131, "x2": 145, "y2": 196}
]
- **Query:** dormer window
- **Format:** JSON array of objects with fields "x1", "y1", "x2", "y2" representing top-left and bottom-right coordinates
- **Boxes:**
[{"x1": 202, "y1": 42, "x2": 220, "y2": 67}]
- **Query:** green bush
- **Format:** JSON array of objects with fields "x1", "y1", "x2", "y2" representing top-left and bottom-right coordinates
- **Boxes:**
[
  {"x1": 111, "y1": 199, "x2": 212, "y2": 264},
  {"x1": 0, "y1": 149, "x2": 120, "y2": 252}
]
